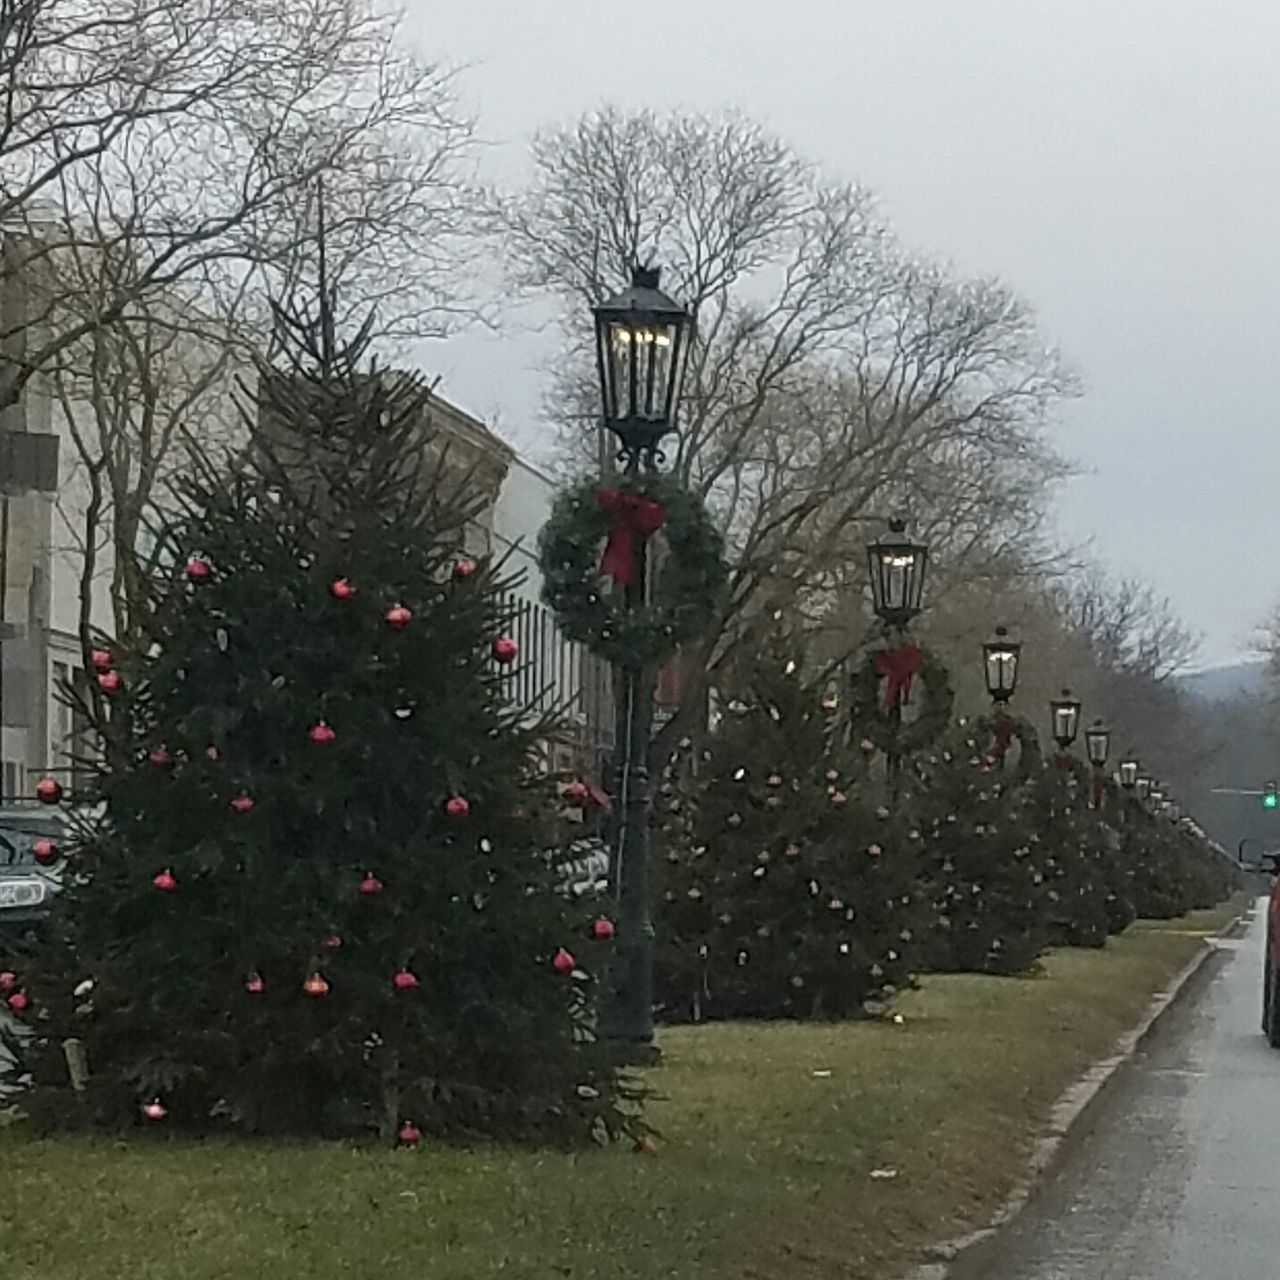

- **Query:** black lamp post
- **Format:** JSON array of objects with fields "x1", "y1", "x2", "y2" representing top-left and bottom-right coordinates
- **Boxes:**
[
  {"x1": 1135, "y1": 774, "x2": 1152, "y2": 801},
  {"x1": 983, "y1": 626, "x2": 1021, "y2": 706},
  {"x1": 866, "y1": 520, "x2": 928, "y2": 791},
  {"x1": 1049, "y1": 688, "x2": 1082, "y2": 754},
  {"x1": 592, "y1": 264, "x2": 694, "y2": 1064},
  {"x1": 1084, "y1": 718, "x2": 1110, "y2": 806}
]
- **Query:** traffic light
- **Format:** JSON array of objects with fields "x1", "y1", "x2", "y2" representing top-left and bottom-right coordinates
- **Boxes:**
[{"x1": 1264, "y1": 782, "x2": 1278, "y2": 811}]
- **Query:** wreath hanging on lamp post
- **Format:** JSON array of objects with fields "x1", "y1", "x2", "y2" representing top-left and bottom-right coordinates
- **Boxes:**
[{"x1": 537, "y1": 468, "x2": 725, "y2": 668}]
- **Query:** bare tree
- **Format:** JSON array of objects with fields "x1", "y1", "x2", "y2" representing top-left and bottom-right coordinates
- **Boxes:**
[
  {"x1": 491, "y1": 107, "x2": 1076, "y2": 729},
  {"x1": 0, "y1": 0, "x2": 477, "y2": 410}
]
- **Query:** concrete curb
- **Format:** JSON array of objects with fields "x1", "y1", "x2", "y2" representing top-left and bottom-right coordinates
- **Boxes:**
[{"x1": 900, "y1": 903, "x2": 1253, "y2": 1280}]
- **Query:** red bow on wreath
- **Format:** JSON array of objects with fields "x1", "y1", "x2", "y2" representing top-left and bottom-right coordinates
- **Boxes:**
[
  {"x1": 597, "y1": 489, "x2": 666, "y2": 587},
  {"x1": 873, "y1": 643, "x2": 922, "y2": 711},
  {"x1": 987, "y1": 712, "x2": 1016, "y2": 766}
]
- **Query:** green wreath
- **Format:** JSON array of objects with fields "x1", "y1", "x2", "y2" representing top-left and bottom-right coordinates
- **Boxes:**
[
  {"x1": 974, "y1": 711, "x2": 1043, "y2": 782},
  {"x1": 848, "y1": 642, "x2": 955, "y2": 757},
  {"x1": 538, "y1": 471, "x2": 726, "y2": 667}
]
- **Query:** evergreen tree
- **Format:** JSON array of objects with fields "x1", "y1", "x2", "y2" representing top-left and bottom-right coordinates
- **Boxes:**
[
  {"x1": 916, "y1": 726, "x2": 1053, "y2": 975},
  {"x1": 1028, "y1": 759, "x2": 1116, "y2": 948},
  {"x1": 2, "y1": 294, "x2": 635, "y2": 1145},
  {"x1": 655, "y1": 639, "x2": 919, "y2": 1022}
]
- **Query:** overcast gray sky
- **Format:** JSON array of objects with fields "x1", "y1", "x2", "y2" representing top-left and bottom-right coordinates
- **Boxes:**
[{"x1": 407, "y1": 0, "x2": 1280, "y2": 668}]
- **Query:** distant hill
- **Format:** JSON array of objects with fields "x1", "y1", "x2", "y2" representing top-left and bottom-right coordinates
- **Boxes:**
[{"x1": 1179, "y1": 660, "x2": 1269, "y2": 704}]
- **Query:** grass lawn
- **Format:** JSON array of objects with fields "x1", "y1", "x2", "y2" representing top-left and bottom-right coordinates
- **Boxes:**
[{"x1": 0, "y1": 901, "x2": 1248, "y2": 1280}]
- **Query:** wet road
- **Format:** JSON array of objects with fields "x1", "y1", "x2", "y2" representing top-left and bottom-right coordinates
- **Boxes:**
[{"x1": 954, "y1": 899, "x2": 1280, "y2": 1280}]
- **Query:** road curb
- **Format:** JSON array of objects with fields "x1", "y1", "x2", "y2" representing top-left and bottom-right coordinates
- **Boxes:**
[{"x1": 900, "y1": 903, "x2": 1253, "y2": 1280}]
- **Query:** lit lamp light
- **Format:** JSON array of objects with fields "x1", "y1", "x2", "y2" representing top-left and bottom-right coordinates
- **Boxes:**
[
  {"x1": 867, "y1": 520, "x2": 929, "y2": 627},
  {"x1": 982, "y1": 627, "x2": 1021, "y2": 705},
  {"x1": 1118, "y1": 756, "x2": 1140, "y2": 789},
  {"x1": 1084, "y1": 719, "x2": 1111, "y2": 769},
  {"x1": 1049, "y1": 688, "x2": 1082, "y2": 752},
  {"x1": 1135, "y1": 775, "x2": 1153, "y2": 800},
  {"x1": 592, "y1": 265, "x2": 695, "y2": 470}
]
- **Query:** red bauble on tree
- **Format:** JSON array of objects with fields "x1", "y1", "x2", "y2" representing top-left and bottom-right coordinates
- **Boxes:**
[
  {"x1": 244, "y1": 973, "x2": 265, "y2": 994},
  {"x1": 384, "y1": 603, "x2": 413, "y2": 629},
  {"x1": 141, "y1": 1098, "x2": 168, "y2": 1121},
  {"x1": 32, "y1": 838, "x2": 58, "y2": 866},
  {"x1": 329, "y1": 576, "x2": 356, "y2": 600},
  {"x1": 551, "y1": 947, "x2": 577, "y2": 974},
  {"x1": 35, "y1": 777, "x2": 62, "y2": 805},
  {"x1": 185, "y1": 556, "x2": 211, "y2": 582},
  {"x1": 321, "y1": 933, "x2": 343, "y2": 950},
  {"x1": 562, "y1": 780, "x2": 591, "y2": 808},
  {"x1": 148, "y1": 745, "x2": 171, "y2": 768},
  {"x1": 308, "y1": 721, "x2": 336, "y2": 745},
  {"x1": 452, "y1": 557, "x2": 477, "y2": 581},
  {"x1": 97, "y1": 670, "x2": 122, "y2": 693},
  {"x1": 152, "y1": 869, "x2": 177, "y2": 892},
  {"x1": 491, "y1": 636, "x2": 518, "y2": 665},
  {"x1": 7, "y1": 989, "x2": 29, "y2": 1012},
  {"x1": 445, "y1": 795, "x2": 470, "y2": 819},
  {"x1": 589, "y1": 917, "x2": 615, "y2": 941},
  {"x1": 359, "y1": 872, "x2": 384, "y2": 897},
  {"x1": 90, "y1": 648, "x2": 114, "y2": 671},
  {"x1": 392, "y1": 968, "x2": 418, "y2": 991},
  {"x1": 230, "y1": 792, "x2": 255, "y2": 815},
  {"x1": 397, "y1": 1120, "x2": 422, "y2": 1147},
  {"x1": 302, "y1": 972, "x2": 330, "y2": 997},
  {"x1": 0, "y1": 970, "x2": 17, "y2": 992}
]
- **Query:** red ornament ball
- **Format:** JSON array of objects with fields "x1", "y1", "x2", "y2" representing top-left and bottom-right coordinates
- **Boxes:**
[
  {"x1": 308, "y1": 721, "x2": 336, "y2": 746},
  {"x1": 35, "y1": 776, "x2": 62, "y2": 805},
  {"x1": 32, "y1": 838, "x2": 57, "y2": 865},
  {"x1": 148, "y1": 745, "x2": 171, "y2": 768},
  {"x1": 321, "y1": 933, "x2": 343, "y2": 950},
  {"x1": 384, "y1": 603, "x2": 413, "y2": 629},
  {"x1": 445, "y1": 795, "x2": 470, "y2": 819},
  {"x1": 562, "y1": 780, "x2": 591, "y2": 808},
  {"x1": 452, "y1": 557, "x2": 478, "y2": 580},
  {"x1": 491, "y1": 635, "x2": 518, "y2": 665},
  {"x1": 96, "y1": 670, "x2": 122, "y2": 693},
  {"x1": 397, "y1": 1120, "x2": 422, "y2": 1147},
  {"x1": 329, "y1": 576, "x2": 356, "y2": 600},
  {"x1": 230, "y1": 792, "x2": 255, "y2": 815},
  {"x1": 359, "y1": 872, "x2": 384, "y2": 897},
  {"x1": 152, "y1": 869, "x2": 177, "y2": 892},
  {"x1": 141, "y1": 1098, "x2": 168, "y2": 1122},
  {"x1": 206, "y1": 745, "x2": 220, "y2": 761},
  {"x1": 244, "y1": 973, "x2": 265, "y2": 994},
  {"x1": 7, "y1": 990, "x2": 29, "y2": 1013},
  {"x1": 302, "y1": 972, "x2": 330, "y2": 998},
  {"x1": 90, "y1": 647, "x2": 114, "y2": 670},
  {"x1": 551, "y1": 947, "x2": 577, "y2": 975},
  {"x1": 0, "y1": 970, "x2": 17, "y2": 992},
  {"x1": 185, "y1": 556, "x2": 211, "y2": 582},
  {"x1": 392, "y1": 968, "x2": 419, "y2": 991},
  {"x1": 589, "y1": 917, "x2": 616, "y2": 941}
]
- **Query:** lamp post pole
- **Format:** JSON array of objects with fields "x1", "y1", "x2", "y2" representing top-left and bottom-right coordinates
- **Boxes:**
[{"x1": 591, "y1": 264, "x2": 694, "y2": 1065}]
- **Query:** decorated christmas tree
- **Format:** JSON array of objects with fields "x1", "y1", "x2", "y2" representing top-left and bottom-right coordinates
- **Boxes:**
[
  {"x1": 915, "y1": 717, "x2": 1054, "y2": 975},
  {"x1": 1027, "y1": 758, "x2": 1117, "y2": 948},
  {"x1": 655, "y1": 635, "x2": 919, "y2": 1022},
  {"x1": 1, "y1": 292, "x2": 636, "y2": 1145}
]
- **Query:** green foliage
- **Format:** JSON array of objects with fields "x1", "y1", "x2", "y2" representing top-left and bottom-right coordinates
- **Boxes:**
[
  {"x1": 915, "y1": 725, "x2": 1055, "y2": 975},
  {"x1": 2, "y1": 301, "x2": 636, "y2": 1145},
  {"x1": 655, "y1": 644, "x2": 920, "y2": 1021},
  {"x1": 537, "y1": 470, "x2": 726, "y2": 667},
  {"x1": 847, "y1": 643, "x2": 955, "y2": 759}
]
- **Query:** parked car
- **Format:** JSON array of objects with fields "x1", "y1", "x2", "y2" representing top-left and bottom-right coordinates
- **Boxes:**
[{"x1": 0, "y1": 807, "x2": 66, "y2": 935}]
